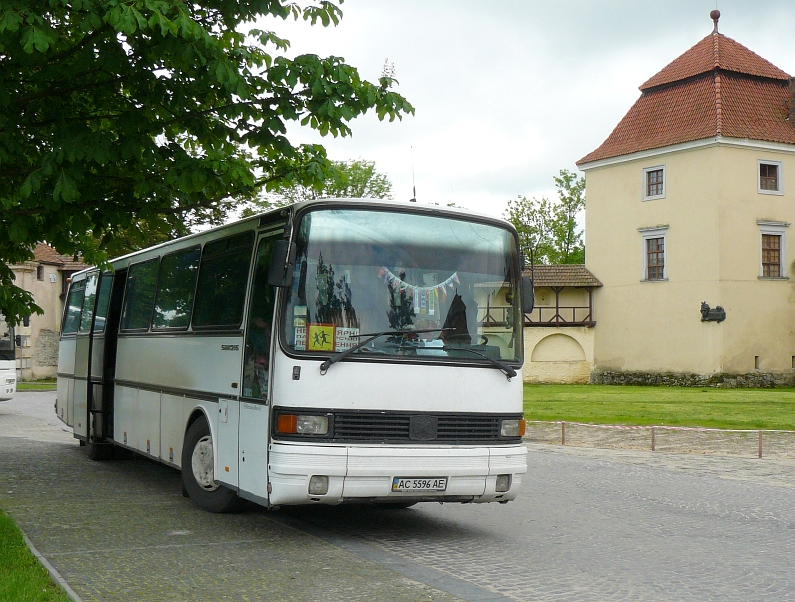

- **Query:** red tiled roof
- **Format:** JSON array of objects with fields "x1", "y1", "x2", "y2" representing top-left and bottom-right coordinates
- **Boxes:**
[
  {"x1": 523, "y1": 264, "x2": 602, "y2": 288},
  {"x1": 640, "y1": 33, "x2": 789, "y2": 90},
  {"x1": 578, "y1": 31, "x2": 795, "y2": 165},
  {"x1": 32, "y1": 243, "x2": 87, "y2": 271}
]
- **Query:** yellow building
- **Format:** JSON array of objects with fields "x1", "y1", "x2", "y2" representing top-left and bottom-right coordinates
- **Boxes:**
[
  {"x1": 10, "y1": 244, "x2": 86, "y2": 380},
  {"x1": 577, "y1": 13, "x2": 795, "y2": 386}
]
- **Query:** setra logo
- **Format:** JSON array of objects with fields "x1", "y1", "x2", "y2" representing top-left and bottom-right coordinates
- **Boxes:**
[{"x1": 220, "y1": 344, "x2": 240, "y2": 351}]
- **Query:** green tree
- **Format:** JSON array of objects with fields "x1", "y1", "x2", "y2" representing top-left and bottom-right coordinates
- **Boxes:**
[
  {"x1": 505, "y1": 169, "x2": 586, "y2": 265},
  {"x1": 0, "y1": 0, "x2": 413, "y2": 325},
  {"x1": 245, "y1": 158, "x2": 392, "y2": 211}
]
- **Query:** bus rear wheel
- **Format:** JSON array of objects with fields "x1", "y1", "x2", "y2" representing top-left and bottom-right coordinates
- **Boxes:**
[{"x1": 181, "y1": 417, "x2": 240, "y2": 513}]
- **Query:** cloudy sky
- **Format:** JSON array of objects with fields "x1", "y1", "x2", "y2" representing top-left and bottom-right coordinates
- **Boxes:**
[{"x1": 258, "y1": 1, "x2": 795, "y2": 218}]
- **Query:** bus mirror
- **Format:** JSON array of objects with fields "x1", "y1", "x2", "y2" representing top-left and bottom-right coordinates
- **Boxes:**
[
  {"x1": 521, "y1": 275, "x2": 534, "y2": 313},
  {"x1": 268, "y1": 240, "x2": 297, "y2": 287}
]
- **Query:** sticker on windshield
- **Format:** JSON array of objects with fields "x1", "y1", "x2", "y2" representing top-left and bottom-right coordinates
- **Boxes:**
[
  {"x1": 308, "y1": 324, "x2": 335, "y2": 351},
  {"x1": 294, "y1": 327, "x2": 306, "y2": 350},
  {"x1": 335, "y1": 327, "x2": 359, "y2": 351}
]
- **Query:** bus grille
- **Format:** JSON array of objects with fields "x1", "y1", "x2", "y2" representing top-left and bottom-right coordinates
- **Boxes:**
[{"x1": 331, "y1": 413, "x2": 510, "y2": 444}]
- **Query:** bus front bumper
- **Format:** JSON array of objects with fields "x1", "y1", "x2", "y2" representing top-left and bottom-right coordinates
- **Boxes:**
[{"x1": 267, "y1": 443, "x2": 527, "y2": 506}]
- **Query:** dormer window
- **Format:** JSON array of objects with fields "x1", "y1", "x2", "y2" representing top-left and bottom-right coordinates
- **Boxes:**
[
  {"x1": 758, "y1": 160, "x2": 782, "y2": 195},
  {"x1": 643, "y1": 166, "x2": 665, "y2": 200}
]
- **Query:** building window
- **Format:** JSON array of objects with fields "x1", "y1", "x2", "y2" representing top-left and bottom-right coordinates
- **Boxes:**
[
  {"x1": 639, "y1": 225, "x2": 668, "y2": 281},
  {"x1": 762, "y1": 234, "x2": 781, "y2": 277},
  {"x1": 646, "y1": 238, "x2": 665, "y2": 279},
  {"x1": 643, "y1": 165, "x2": 665, "y2": 200},
  {"x1": 758, "y1": 220, "x2": 789, "y2": 279},
  {"x1": 758, "y1": 160, "x2": 782, "y2": 195},
  {"x1": 36, "y1": 265, "x2": 44, "y2": 281}
]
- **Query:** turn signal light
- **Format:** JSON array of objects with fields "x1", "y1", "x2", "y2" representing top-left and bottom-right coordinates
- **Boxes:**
[
  {"x1": 277, "y1": 414, "x2": 329, "y2": 435},
  {"x1": 277, "y1": 414, "x2": 298, "y2": 434}
]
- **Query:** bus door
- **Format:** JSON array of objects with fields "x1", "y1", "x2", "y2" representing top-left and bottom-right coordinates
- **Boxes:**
[
  {"x1": 73, "y1": 271, "x2": 101, "y2": 438},
  {"x1": 236, "y1": 229, "x2": 281, "y2": 502},
  {"x1": 57, "y1": 276, "x2": 86, "y2": 427},
  {"x1": 85, "y1": 273, "x2": 114, "y2": 443}
]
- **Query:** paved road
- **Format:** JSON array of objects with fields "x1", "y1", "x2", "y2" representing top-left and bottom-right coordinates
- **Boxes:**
[{"x1": 2, "y1": 392, "x2": 795, "y2": 601}]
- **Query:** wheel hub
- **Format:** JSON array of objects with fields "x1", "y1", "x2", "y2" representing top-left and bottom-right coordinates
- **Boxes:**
[{"x1": 191, "y1": 435, "x2": 219, "y2": 491}]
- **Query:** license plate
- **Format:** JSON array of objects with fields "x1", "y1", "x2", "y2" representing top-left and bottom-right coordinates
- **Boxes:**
[{"x1": 391, "y1": 477, "x2": 447, "y2": 492}]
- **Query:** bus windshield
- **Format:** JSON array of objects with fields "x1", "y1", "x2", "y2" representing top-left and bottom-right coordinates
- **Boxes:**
[
  {"x1": 280, "y1": 208, "x2": 522, "y2": 363},
  {"x1": 0, "y1": 318, "x2": 14, "y2": 362}
]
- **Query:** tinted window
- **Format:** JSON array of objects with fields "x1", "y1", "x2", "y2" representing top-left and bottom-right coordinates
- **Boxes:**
[
  {"x1": 93, "y1": 274, "x2": 113, "y2": 333},
  {"x1": 192, "y1": 233, "x2": 254, "y2": 329},
  {"x1": 120, "y1": 259, "x2": 159, "y2": 331},
  {"x1": 63, "y1": 280, "x2": 85, "y2": 335},
  {"x1": 79, "y1": 273, "x2": 99, "y2": 333},
  {"x1": 153, "y1": 247, "x2": 200, "y2": 330}
]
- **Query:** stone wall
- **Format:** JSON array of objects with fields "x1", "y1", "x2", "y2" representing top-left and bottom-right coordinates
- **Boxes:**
[
  {"x1": 591, "y1": 369, "x2": 795, "y2": 388},
  {"x1": 31, "y1": 329, "x2": 59, "y2": 378}
]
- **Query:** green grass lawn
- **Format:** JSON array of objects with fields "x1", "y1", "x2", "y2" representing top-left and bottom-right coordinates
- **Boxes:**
[
  {"x1": 524, "y1": 384, "x2": 795, "y2": 431},
  {"x1": 16, "y1": 379, "x2": 56, "y2": 392},
  {"x1": 0, "y1": 511, "x2": 71, "y2": 602}
]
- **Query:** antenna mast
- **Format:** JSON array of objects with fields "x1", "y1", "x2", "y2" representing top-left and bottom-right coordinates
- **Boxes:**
[{"x1": 409, "y1": 146, "x2": 416, "y2": 202}]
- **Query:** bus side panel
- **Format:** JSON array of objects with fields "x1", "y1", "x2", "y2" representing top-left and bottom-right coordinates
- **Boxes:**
[
  {"x1": 115, "y1": 335, "x2": 243, "y2": 398},
  {"x1": 73, "y1": 379, "x2": 88, "y2": 437},
  {"x1": 56, "y1": 338, "x2": 76, "y2": 426},
  {"x1": 114, "y1": 385, "x2": 137, "y2": 448},
  {"x1": 160, "y1": 393, "x2": 185, "y2": 466},
  {"x1": 238, "y1": 403, "x2": 270, "y2": 501},
  {"x1": 215, "y1": 398, "x2": 239, "y2": 489},
  {"x1": 56, "y1": 377, "x2": 69, "y2": 423},
  {"x1": 136, "y1": 389, "x2": 161, "y2": 457}
]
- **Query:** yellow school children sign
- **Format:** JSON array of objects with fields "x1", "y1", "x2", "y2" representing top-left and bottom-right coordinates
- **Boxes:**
[{"x1": 307, "y1": 324, "x2": 335, "y2": 351}]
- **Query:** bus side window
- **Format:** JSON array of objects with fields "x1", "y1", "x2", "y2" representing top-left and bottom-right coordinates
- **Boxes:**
[
  {"x1": 152, "y1": 247, "x2": 200, "y2": 330},
  {"x1": 78, "y1": 273, "x2": 99, "y2": 333},
  {"x1": 242, "y1": 238, "x2": 277, "y2": 399},
  {"x1": 192, "y1": 232, "x2": 254, "y2": 330},
  {"x1": 92, "y1": 274, "x2": 114, "y2": 333},
  {"x1": 62, "y1": 281, "x2": 86, "y2": 335},
  {"x1": 120, "y1": 259, "x2": 159, "y2": 331}
]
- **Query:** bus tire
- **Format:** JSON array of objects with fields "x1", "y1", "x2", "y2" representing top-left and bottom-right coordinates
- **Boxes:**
[
  {"x1": 181, "y1": 417, "x2": 240, "y2": 513},
  {"x1": 86, "y1": 441, "x2": 115, "y2": 461}
]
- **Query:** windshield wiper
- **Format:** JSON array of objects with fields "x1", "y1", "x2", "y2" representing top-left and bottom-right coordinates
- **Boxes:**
[
  {"x1": 319, "y1": 328, "x2": 447, "y2": 375},
  {"x1": 442, "y1": 346, "x2": 517, "y2": 381}
]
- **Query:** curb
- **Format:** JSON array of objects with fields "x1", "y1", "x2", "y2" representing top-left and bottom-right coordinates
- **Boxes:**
[{"x1": 21, "y1": 528, "x2": 84, "y2": 602}]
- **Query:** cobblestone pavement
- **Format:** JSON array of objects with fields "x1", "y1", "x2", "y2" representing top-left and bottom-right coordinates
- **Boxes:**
[{"x1": 2, "y1": 392, "x2": 795, "y2": 601}]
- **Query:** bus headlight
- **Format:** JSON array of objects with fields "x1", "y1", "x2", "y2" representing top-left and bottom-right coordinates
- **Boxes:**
[
  {"x1": 500, "y1": 419, "x2": 526, "y2": 438},
  {"x1": 277, "y1": 414, "x2": 329, "y2": 435}
]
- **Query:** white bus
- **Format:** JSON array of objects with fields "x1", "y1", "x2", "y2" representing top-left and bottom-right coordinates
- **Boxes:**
[
  {"x1": 0, "y1": 318, "x2": 16, "y2": 401},
  {"x1": 57, "y1": 199, "x2": 532, "y2": 512}
]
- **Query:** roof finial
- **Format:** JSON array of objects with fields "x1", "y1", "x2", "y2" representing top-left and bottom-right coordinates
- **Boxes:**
[{"x1": 710, "y1": 9, "x2": 720, "y2": 34}]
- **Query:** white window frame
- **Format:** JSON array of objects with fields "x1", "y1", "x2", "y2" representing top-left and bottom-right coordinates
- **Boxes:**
[
  {"x1": 758, "y1": 160, "x2": 783, "y2": 195},
  {"x1": 757, "y1": 220, "x2": 789, "y2": 279},
  {"x1": 642, "y1": 165, "x2": 666, "y2": 201},
  {"x1": 638, "y1": 225, "x2": 668, "y2": 282}
]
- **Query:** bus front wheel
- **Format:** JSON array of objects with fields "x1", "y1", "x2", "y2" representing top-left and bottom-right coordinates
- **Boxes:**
[{"x1": 181, "y1": 417, "x2": 240, "y2": 513}]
